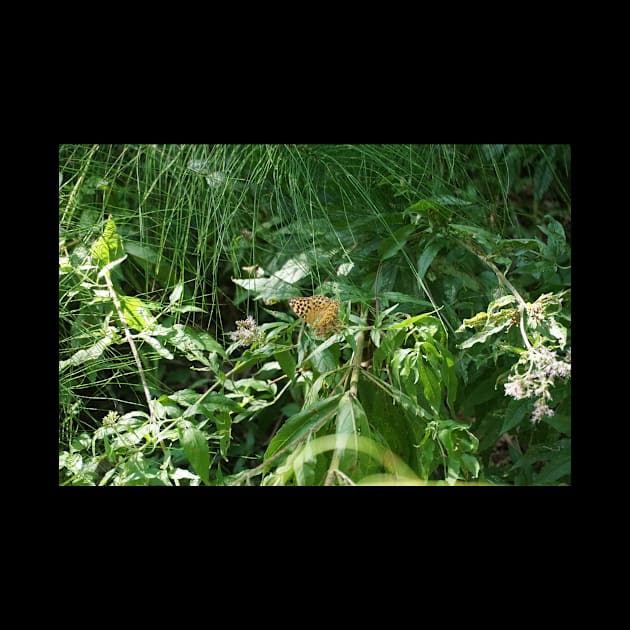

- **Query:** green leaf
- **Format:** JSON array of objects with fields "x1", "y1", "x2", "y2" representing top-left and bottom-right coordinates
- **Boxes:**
[
  {"x1": 124, "y1": 241, "x2": 161, "y2": 265},
  {"x1": 387, "y1": 312, "x2": 441, "y2": 330},
  {"x1": 184, "y1": 393, "x2": 242, "y2": 418},
  {"x1": 59, "y1": 329, "x2": 117, "y2": 372},
  {"x1": 488, "y1": 295, "x2": 518, "y2": 312},
  {"x1": 378, "y1": 293, "x2": 433, "y2": 309},
  {"x1": 269, "y1": 254, "x2": 313, "y2": 285},
  {"x1": 417, "y1": 237, "x2": 446, "y2": 280},
  {"x1": 539, "y1": 215, "x2": 567, "y2": 262},
  {"x1": 438, "y1": 428, "x2": 455, "y2": 453},
  {"x1": 405, "y1": 198, "x2": 436, "y2": 215},
  {"x1": 336, "y1": 393, "x2": 364, "y2": 463},
  {"x1": 418, "y1": 357, "x2": 442, "y2": 415},
  {"x1": 308, "y1": 340, "x2": 340, "y2": 374},
  {"x1": 534, "y1": 449, "x2": 571, "y2": 484},
  {"x1": 545, "y1": 317, "x2": 567, "y2": 349},
  {"x1": 501, "y1": 398, "x2": 531, "y2": 434},
  {"x1": 455, "y1": 426, "x2": 479, "y2": 453},
  {"x1": 372, "y1": 328, "x2": 405, "y2": 372},
  {"x1": 378, "y1": 225, "x2": 416, "y2": 261},
  {"x1": 137, "y1": 333, "x2": 174, "y2": 359},
  {"x1": 417, "y1": 437, "x2": 436, "y2": 479},
  {"x1": 275, "y1": 350, "x2": 296, "y2": 379},
  {"x1": 214, "y1": 411, "x2": 232, "y2": 460},
  {"x1": 450, "y1": 223, "x2": 498, "y2": 251},
  {"x1": 391, "y1": 348, "x2": 413, "y2": 381},
  {"x1": 511, "y1": 260, "x2": 548, "y2": 278},
  {"x1": 446, "y1": 455, "x2": 461, "y2": 484},
  {"x1": 457, "y1": 321, "x2": 511, "y2": 349},
  {"x1": 90, "y1": 216, "x2": 123, "y2": 269},
  {"x1": 229, "y1": 378, "x2": 276, "y2": 397},
  {"x1": 165, "y1": 324, "x2": 226, "y2": 365},
  {"x1": 166, "y1": 389, "x2": 202, "y2": 405},
  {"x1": 541, "y1": 216, "x2": 566, "y2": 242},
  {"x1": 264, "y1": 395, "x2": 342, "y2": 462},
  {"x1": 171, "y1": 468, "x2": 202, "y2": 485},
  {"x1": 231, "y1": 276, "x2": 296, "y2": 302},
  {"x1": 155, "y1": 395, "x2": 184, "y2": 419},
  {"x1": 118, "y1": 296, "x2": 154, "y2": 331},
  {"x1": 404, "y1": 198, "x2": 457, "y2": 228},
  {"x1": 169, "y1": 282, "x2": 185, "y2": 304},
  {"x1": 497, "y1": 237, "x2": 542, "y2": 255},
  {"x1": 335, "y1": 394, "x2": 357, "y2": 434},
  {"x1": 97, "y1": 255, "x2": 128, "y2": 279},
  {"x1": 461, "y1": 453, "x2": 481, "y2": 477},
  {"x1": 178, "y1": 422, "x2": 210, "y2": 485},
  {"x1": 543, "y1": 413, "x2": 571, "y2": 435},
  {"x1": 434, "y1": 341, "x2": 458, "y2": 410},
  {"x1": 368, "y1": 385, "x2": 411, "y2": 459},
  {"x1": 461, "y1": 373, "x2": 501, "y2": 418}
]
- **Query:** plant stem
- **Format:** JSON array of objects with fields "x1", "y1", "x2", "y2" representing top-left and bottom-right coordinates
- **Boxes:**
[
  {"x1": 324, "y1": 313, "x2": 365, "y2": 486},
  {"x1": 103, "y1": 270, "x2": 167, "y2": 456}
]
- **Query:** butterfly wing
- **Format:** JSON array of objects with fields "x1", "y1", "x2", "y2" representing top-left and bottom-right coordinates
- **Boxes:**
[{"x1": 289, "y1": 296, "x2": 341, "y2": 337}]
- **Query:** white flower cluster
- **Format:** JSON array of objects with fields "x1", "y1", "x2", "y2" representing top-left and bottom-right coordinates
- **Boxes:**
[
  {"x1": 229, "y1": 316, "x2": 262, "y2": 347},
  {"x1": 504, "y1": 346, "x2": 571, "y2": 423}
]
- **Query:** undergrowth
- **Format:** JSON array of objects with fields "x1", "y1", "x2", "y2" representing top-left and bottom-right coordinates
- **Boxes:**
[{"x1": 59, "y1": 144, "x2": 571, "y2": 486}]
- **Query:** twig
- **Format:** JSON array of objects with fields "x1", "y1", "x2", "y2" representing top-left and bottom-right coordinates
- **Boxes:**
[{"x1": 102, "y1": 269, "x2": 167, "y2": 456}]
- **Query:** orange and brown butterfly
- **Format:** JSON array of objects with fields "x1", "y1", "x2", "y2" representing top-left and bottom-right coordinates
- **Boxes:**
[{"x1": 288, "y1": 295, "x2": 343, "y2": 338}]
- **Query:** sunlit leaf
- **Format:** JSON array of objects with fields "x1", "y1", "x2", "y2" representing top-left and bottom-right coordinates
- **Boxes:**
[
  {"x1": 457, "y1": 321, "x2": 511, "y2": 349},
  {"x1": 118, "y1": 296, "x2": 154, "y2": 331},
  {"x1": 90, "y1": 216, "x2": 123, "y2": 269},
  {"x1": 59, "y1": 330, "x2": 116, "y2": 372}
]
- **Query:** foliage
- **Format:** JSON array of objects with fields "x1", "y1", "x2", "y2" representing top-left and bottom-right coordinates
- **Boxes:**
[{"x1": 59, "y1": 144, "x2": 571, "y2": 486}]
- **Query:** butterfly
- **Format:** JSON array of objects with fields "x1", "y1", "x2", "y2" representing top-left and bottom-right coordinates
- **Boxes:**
[{"x1": 288, "y1": 295, "x2": 342, "y2": 338}]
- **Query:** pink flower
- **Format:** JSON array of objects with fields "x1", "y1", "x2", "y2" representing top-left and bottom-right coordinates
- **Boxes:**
[{"x1": 229, "y1": 316, "x2": 262, "y2": 347}]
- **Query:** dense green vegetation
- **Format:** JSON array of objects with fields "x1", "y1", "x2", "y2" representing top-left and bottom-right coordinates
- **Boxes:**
[{"x1": 59, "y1": 144, "x2": 571, "y2": 486}]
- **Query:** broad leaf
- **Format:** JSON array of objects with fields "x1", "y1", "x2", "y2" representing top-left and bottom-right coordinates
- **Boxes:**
[
  {"x1": 417, "y1": 237, "x2": 446, "y2": 280},
  {"x1": 457, "y1": 321, "x2": 511, "y2": 349},
  {"x1": 184, "y1": 393, "x2": 242, "y2": 418},
  {"x1": 179, "y1": 422, "x2": 210, "y2": 485},
  {"x1": 118, "y1": 296, "x2": 154, "y2": 331},
  {"x1": 59, "y1": 329, "x2": 116, "y2": 372},
  {"x1": 264, "y1": 395, "x2": 341, "y2": 462},
  {"x1": 378, "y1": 225, "x2": 416, "y2": 261},
  {"x1": 336, "y1": 392, "x2": 364, "y2": 463},
  {"x1": 501, "y1": 398, "x2": 531, "y2": 434},
  {"x1": 90, "y1": 216, "x2": 123, "y2": 269}
]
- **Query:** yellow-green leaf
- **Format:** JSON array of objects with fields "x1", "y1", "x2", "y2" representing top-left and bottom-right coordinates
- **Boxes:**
[
  {"x1": 118, "y1": 296, "x2": 153, "y2": 332},
  {"x1": 90, "y1": 216, "x2": 123, "y2": 269}
]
